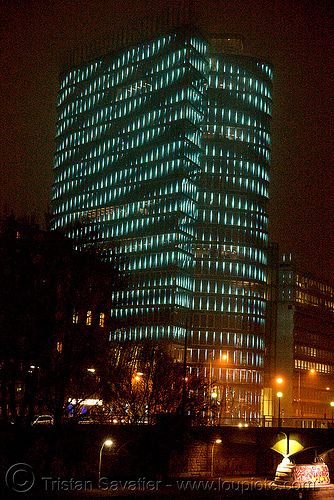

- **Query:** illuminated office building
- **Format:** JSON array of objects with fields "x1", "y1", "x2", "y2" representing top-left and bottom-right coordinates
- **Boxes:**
[
  {"x1": 191, "y1": 36, "x2": 272, "y2": 422},
  {"x1": 273, "y1": 257, "x2": 334, "y2": 423},
  {"x1": 52, "y1": 27, "x2": 273, "y2": 422},
  {"x1": 53, "y1": 27, "x2": 207, "y2": 342}
]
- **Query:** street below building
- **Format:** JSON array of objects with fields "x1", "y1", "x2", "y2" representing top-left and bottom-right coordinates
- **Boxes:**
[{"x1": 3, "y1": 476, "x2": 334, "y2": 499}]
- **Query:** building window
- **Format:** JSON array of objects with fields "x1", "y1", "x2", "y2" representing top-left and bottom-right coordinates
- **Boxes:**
[
  {"x1": 99, "y1": 312, "x2": 105, "y2": 328},
  {"x1": 72, "y1": 310, "x2": 79, "y2": 324},
  {"x1": 86, "y1": 311, "x2": 92, "y2": 326}
]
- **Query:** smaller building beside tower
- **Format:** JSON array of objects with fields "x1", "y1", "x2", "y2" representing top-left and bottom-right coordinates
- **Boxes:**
[{"x1": 268, "y1": 255, "x2": 334, "y2": 426}]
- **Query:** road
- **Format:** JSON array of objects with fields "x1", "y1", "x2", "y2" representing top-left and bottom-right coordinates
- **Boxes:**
[{"x1": 3, "y1": 477, "x2": 334, "y2": 499}]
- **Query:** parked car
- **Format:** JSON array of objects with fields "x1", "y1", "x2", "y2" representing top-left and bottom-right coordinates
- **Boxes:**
[
  {"x1": 32, "y1": 415, "x2": 54, "y2": 426},
  {"x1": 78, "y1": 416, "x2": 95, "y2": 424}
]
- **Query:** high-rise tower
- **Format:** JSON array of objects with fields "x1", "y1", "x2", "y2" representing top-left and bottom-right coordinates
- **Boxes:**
[
  {"x1": 53, "y1": 28, "x2": 207, "y2": 343},
  {"x1": 52, "y1": 27, "x2": 273, "y2": 422},
  {"x1": 191, "y1": 36, "x2": 273, "y2": 422}
]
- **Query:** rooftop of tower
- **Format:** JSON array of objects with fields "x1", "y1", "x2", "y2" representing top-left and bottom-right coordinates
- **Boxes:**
[
  {"x1": 60, "y1": 23, "x2": 207, "y2": 73},
  {"x1": 208, "y1": 35, "x2": 245, "y2": 54}
]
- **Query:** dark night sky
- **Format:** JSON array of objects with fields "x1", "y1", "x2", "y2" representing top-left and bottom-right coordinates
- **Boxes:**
[{"x1": 1, "y1": 0, "x2": 333, "y2": 281}]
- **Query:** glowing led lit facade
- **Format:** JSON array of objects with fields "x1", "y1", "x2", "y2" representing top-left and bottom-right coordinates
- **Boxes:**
[
  {"x1": 190, "y1": 37, "x2": 273, "y2": 422},
  {"x1": 53, "y1": 28, "x2": 207, "y2": 342},
  {"x1": 52, "y1": 27, "x2": 273, "y2": 422}
]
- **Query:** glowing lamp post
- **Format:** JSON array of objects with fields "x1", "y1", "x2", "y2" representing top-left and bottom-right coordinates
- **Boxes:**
[
  {"x1": 211, "y1": 439, "x2": 222, "y2": 477},
  {"x1": 277, "y1": 392, "x2": 283, "y2": 427},
  {"x1": 273, "y1": 378, "x2": 283, "y2": 426},
  {"x1": 98, "y1": 439, "x2": 113, "y2": 483},
  {"x1": 133, "y1": 371, "x2": 143, "y2": 382},
  {"x1": 330, "y1": 402, "x2": 334, "y2": 423}
]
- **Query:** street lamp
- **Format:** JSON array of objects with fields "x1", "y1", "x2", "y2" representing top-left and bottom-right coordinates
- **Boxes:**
[
  {"x1": 330, "y1": 402, "x2": 334, "y2": 423},
  {"x1": 133, "y1": 371, "x2": 143, "y2": 382},
  {"x1": 208, "y1": 353, "x2": 228, "y2": 425},
  {"x1": 272, "y1": 378, "x2": 283, "y2": 426},
  {"x1": 211, "y1": 439, "x2": 222, "y2": 476},
  {"x1": 277, "y1": 392, "x2": 283, "y2": 427},
  {"x1": 98, "y1": 439, "x2": 113, "y2": 483}
]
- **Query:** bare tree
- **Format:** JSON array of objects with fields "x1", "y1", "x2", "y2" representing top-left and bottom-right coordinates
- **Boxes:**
[{"x1": 102, "y1": 341, "x2": 209, "y2": 425}]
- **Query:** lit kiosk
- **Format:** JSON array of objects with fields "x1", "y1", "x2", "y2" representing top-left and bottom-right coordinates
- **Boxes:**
[{"x1": 272, "y1": 434, "x2": 330, "y2": 487}]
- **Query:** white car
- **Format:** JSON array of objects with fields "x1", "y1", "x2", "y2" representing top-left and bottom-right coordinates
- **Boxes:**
[{"x1": 32, "y1": 415, "x2": 54, "y2": 426}]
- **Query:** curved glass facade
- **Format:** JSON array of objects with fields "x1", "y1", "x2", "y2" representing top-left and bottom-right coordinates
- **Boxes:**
[
  {"x1": 190, "y1": 38, "x2": 273, "y2": 422},
  {"x1": 52, "y1": 29, "x2": 273, "y2": 422}
]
